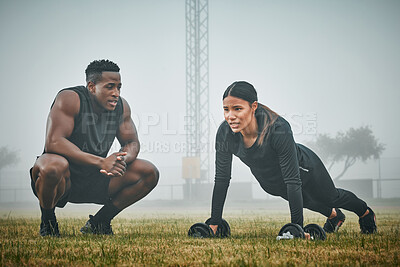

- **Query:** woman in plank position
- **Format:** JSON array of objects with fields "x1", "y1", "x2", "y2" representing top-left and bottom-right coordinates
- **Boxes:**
[{"x1": 208, "y1": 81, "x2": 377, "y2": 236}]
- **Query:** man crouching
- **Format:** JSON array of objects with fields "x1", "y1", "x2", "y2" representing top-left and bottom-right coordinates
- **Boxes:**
[{"x1": 30, "y1": 59, "x2": 159, "y2": 236}]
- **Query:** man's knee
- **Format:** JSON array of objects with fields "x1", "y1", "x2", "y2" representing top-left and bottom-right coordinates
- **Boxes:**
[
  {"x1": 36, "y1": 155, "x2": 69, "y2": 186},
  {"x1": 144, "y1": 163, "x2": 159, "y2": 189},
  {"x1": 125, "y1": 159, "x2": 159, "y2": 189}
]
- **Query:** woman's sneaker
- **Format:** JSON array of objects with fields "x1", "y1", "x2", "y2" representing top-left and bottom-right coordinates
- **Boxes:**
[
  {"x1": 359, "y1": 207, "x2": 377, "y2": 234},
  {"x1": 323, "y1": 208, "x2": 346, "y2": 233}
]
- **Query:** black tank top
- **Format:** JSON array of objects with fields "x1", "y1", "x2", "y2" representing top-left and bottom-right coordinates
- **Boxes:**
[{"x1": 51, "y1": 86, "x2": 124, "y2": 173}]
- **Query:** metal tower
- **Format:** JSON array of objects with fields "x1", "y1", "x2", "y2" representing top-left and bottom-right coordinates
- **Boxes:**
[{"x1": 185, "y1": 0, "x2": 209, "y2": 180}]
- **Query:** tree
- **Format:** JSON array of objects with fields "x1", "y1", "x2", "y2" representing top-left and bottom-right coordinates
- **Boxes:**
[
  {"x1": 0, "y1": 146, "x2": 19, "y2": 171},
  {"x1": 306, "y1": 126, "x2": 385, "y2": 180}
]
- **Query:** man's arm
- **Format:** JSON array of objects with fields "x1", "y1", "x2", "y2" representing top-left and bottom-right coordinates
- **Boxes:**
[
  {"x1": 116, "y1": 97, "x2": 140, "y2": 164},
  {"x1": 45, "y1": 90, "x2": 105, "y2": 168}
]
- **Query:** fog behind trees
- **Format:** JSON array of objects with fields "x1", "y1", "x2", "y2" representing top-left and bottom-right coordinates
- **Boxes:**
[{"x1": 0, "y1": 0, "x2": 399, "y2": 203}]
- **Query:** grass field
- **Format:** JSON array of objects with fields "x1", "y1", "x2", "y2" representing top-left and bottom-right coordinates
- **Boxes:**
[{"x1": 1, "y1": 201, "x2": 400, "y2": 266}]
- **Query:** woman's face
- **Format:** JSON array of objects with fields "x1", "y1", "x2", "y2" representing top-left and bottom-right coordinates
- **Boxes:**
[{"x1": 223, "y1": 95, "x2": 257, "y2": 133}]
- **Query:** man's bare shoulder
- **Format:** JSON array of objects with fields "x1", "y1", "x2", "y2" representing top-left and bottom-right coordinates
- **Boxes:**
[
  {"x1": 51, "y1": 89, "x2": 80, "y2": 116},
  {"x1": 57, "y1": 89, "x2": 80, "y2": 100},
  {"x1": 120, "y1": 96, "x2": 131, "y2": 113}
]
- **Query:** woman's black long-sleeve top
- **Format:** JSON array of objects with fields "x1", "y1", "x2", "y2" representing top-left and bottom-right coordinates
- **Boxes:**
[{"x1": 210, "y1": 108, "x2": 304, "y2": 227}]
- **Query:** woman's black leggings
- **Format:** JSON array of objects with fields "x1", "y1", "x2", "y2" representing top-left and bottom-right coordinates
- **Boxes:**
[{"x1": 299, "y1": 155, "x2": 368, "y2": 218}]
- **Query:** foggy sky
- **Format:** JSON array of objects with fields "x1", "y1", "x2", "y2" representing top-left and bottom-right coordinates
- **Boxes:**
[{"x1": 0, "y1": 0, "x2": 399, "y2": 185}]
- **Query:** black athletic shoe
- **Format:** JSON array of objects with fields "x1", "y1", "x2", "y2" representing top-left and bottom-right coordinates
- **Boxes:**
[
  {"x1": 40, "y1": 220, "x2": 60, "y2": 237},
  {"x1": 359, "y1": 207, "x2": 377, "y2": 234},
  {"x1": 80, "y1": 215, "x2": 113, "y2": 235},
  {"x1": 323, "y1": 208, "x2": 346, "y2": 233}
]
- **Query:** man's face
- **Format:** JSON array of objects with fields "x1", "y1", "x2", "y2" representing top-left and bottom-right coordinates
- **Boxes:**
[{"x1": 88, "y1": 71, "x2": 122, "y2": 111}]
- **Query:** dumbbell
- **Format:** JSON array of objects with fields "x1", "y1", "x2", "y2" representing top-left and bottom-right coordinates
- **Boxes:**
[
  {"x1": 277, "y1": 223, "x2": 326, "y2": 240},
  {"x1": 304, "y1": 223, "x2": 327, "y2": 240},
  {"x1": 188, "y1": 218, "x2": 231, "y2": 238}
]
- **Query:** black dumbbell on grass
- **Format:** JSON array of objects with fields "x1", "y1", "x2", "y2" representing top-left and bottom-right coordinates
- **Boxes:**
[
  {"x1": 188, "y1": 218, "x2": 231, "y2": 238},
  {"x1": 277, "y1": 223, "x2": 326, "y2": 240}
]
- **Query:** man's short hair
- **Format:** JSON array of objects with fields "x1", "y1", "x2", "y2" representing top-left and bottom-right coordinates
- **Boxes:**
[{"x1": 85, "y1": 59, "x2": 120, "y2": 84}]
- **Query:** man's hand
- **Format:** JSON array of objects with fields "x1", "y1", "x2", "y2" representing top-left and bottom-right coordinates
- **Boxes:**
[{"x1": 100, "y1": 152, "x2": 127, "y2": 177}]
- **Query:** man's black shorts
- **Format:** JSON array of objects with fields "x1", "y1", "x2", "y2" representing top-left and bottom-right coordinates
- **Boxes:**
[{"x1": 30, "y1": 164, "x2": 111, "y2": 208}]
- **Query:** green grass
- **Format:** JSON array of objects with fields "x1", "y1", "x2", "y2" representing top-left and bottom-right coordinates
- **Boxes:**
[{"x1": 1, "y1": 208, "x2": 400, "y2": 266}]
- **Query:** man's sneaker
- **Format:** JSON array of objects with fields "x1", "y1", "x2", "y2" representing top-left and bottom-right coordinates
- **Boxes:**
[
  {"x1": 40, "y1": 220, "x2": 60, "y2": 237},
  {"x1": 323, "y1": 208, "x2": 346, "y2": 233},
  {"x1": 80, "y1": 215, "x2": 113, "y2": 235},
  {"x1": 359, "y1": 207, "x2": 377, "y2": 234}
]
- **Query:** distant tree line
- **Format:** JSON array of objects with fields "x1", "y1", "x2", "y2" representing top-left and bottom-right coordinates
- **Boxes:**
[
  {"x1": 306, "y1": 126, "x2": 385, "y2": 180},
  {"x1": 0, "y1": 146, "x2": 19, "y2": 172}
]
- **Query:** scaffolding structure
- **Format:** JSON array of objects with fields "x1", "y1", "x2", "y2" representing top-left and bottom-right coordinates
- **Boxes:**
[{"x1": 184, "y1": 0, "x2": 210, "y2": 181}]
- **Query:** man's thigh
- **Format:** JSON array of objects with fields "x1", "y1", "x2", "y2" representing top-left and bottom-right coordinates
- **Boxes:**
[{"x1": 31, "y1": 153, "x2": 70, "y2": 182}]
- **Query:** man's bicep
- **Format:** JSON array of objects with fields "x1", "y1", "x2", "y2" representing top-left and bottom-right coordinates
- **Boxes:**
[
  {"x1": 117, "y1": 98, "x2": 139, "y2": 145},
  {"x1": 46, "y1": 91, "x2": 78, "y2": 141},
  {"x1": 118, "y1": 117, "x2": 139, "y2": 144}
]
